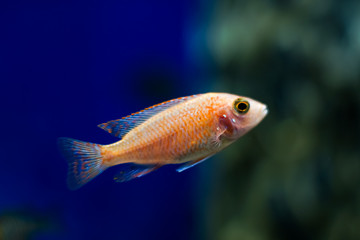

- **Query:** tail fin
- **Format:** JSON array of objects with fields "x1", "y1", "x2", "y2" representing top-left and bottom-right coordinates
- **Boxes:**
[{"x1": 58, "y1": 137, "x2": 107, "y2": 190}]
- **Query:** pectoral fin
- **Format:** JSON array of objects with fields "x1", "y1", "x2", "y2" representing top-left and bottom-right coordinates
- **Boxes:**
[
  {"x1": 176, "y1": 155, "x2": 214, "y2": 173},
  {"x1": 211, "y1": 125, "x2": 227, "y2": 149}
]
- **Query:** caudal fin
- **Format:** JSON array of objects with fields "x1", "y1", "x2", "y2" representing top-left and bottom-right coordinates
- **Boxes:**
[{"x1": 58, "y1": 137, "x2": 107, "y2": 190}]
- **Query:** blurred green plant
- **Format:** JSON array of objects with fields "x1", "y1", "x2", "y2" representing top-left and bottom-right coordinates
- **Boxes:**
[{"x1": 195, "y1": 0, "x2": 360, "y2": 239}]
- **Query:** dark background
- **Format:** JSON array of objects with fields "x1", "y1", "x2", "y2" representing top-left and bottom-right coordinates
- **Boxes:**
[{"x1": 1, "y1": 0, "x2": 360, "y2": 240}]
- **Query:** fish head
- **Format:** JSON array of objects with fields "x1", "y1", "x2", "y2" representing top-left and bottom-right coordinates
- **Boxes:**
[{"x1": 217, "y1": 94, "x2": 268, "y2": 141}]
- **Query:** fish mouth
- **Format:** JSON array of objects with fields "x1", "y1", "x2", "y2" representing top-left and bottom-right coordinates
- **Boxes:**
[
  {"x1": 256, "y1": 104, "x2": 268, "y2": 123},
  {"x1": 248, "y1": 104, "x2": 268, "y2": 128},
  {"x1": 263, "y1": 105, "x2": 269, "y2": 115}
]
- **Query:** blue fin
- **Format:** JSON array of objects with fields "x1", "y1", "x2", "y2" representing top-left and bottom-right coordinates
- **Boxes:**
[
  {"x1": 113, "y1": 164, "x2": 160, "y2": 182},
  {"x1": 58, "y1": 137, "x2": 108, "y2": 190},
  {"x1": 98, "y1": 94, "x2": 200, "y2": 138},
  {"x1": 176, "y1": 155, "x2": 214, "y2": 172}
]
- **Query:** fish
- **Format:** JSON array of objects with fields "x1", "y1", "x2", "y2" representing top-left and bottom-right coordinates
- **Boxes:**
[{"x1": 58, "y1": 92, "x2": 268, "y2": 190}]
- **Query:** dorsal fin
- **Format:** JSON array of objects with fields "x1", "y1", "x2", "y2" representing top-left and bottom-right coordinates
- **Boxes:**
[{"x1": 98, "y1": 94, "x2": 200, "y2": 138}]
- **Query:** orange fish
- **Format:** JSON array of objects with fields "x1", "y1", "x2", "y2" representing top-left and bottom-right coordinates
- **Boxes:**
[{"x1": 58, "y1": 93, "x2": 268, "y2": 189}]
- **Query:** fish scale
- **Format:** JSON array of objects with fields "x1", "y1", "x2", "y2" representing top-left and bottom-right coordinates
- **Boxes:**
[
  {"x1": 106, "y1": 94, "x2": 221, "y2": 165},
  {"x1": 58, "y1": 92, "x2": 268, "y2": 189}
]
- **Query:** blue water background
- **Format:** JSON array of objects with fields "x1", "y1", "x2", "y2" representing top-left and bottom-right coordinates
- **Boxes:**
[{"x1": 1, "y1": 0, "x2": 212, "y2": 239}]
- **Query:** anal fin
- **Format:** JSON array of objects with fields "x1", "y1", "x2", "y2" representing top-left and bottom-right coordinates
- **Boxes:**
[
  {"x1": 113, "y1": 164, "x2": 160, "y2": 182},
  {"x1": 176, "y1": 155, "x2": 214, "y2": 173}
]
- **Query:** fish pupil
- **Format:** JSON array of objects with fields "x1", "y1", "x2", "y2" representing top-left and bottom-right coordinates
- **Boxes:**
[{"x1": 237, "y1": 102, "x2": 248, "y2": 111}]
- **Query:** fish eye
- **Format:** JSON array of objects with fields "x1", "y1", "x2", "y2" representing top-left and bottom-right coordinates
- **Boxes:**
[{"x1": 234, "y1": 98, "x2": 250, "y2": 114}]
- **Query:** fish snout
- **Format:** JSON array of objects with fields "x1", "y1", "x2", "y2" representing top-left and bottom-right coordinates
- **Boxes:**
[
  {"x1": 252, "y1": 103, "x2": 268, "y2": 125},
  {"x1": 262, "y1": 104, "x2": 269, "y2": 116}
]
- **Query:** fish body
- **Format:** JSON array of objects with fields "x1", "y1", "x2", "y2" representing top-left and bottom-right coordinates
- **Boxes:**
[{"x1": 59, "y1": 93, "x2": 268, "y2": 189}]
